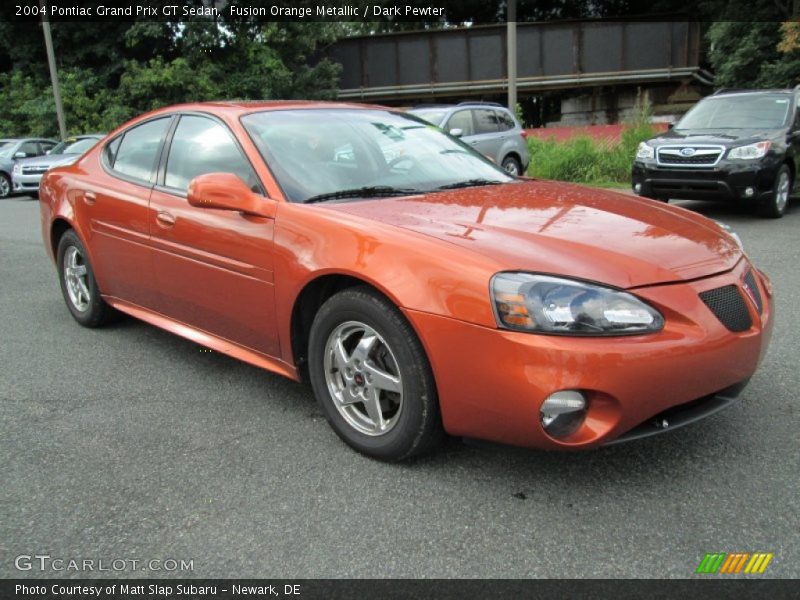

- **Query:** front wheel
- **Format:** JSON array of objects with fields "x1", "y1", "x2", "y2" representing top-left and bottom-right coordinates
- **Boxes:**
[
  {"x1": 0, "y1": 173, "x2": 11, "y2": 198},
  {"x1": 760, "y1": 165, "x2": 791, "y2": 218},
  {"x1": 308, "y1": 287, "x2": 443, "y2": 461}
]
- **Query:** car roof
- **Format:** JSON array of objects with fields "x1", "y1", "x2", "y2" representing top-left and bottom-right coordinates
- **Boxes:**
[
  {"x1": 710, "y1": 89, "x2": 793, "y2": 98},
  {"x1": 145, "y1": 100, "x2": 391, "y2": 118}
]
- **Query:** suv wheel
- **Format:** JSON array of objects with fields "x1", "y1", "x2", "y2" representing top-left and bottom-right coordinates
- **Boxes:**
[
  {"x1": 501, "y1": 155, "x2": 522, "y2": 176},
  {"x1": 308, "y1": 287, "x2": 443, "y2": 461},
  {"x1": 760, "y1": 165, "x2": 791, "y2": 218}
]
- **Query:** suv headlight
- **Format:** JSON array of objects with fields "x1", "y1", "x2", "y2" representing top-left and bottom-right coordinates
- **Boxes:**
[
  {"x1": 636, "y1": 142, "x2": 655, "y2": 160},
  {"x1": 492, "y1": 273, "x2": 664, "y2": 336},
  {"x1": 12, "y1": 163, "x2": 21, "y2": 175},
  {"x1": 728, "y1": 141, "x2": 771, "y2": 160}
]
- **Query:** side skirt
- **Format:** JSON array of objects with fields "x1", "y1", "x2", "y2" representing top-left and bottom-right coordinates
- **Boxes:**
[{"x1": 103, "y1": 296, "x2": 300, "y2": 381}]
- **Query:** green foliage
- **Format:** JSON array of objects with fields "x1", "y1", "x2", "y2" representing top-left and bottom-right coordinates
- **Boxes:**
[
  {"x1": 0, "y1": 20, "x2": 342, "y2": 137},
  {"x1": 525, "y1": 121, "x2": 656, "y2": 186},
  {"x1": 707, "y1": 21, "x2": 800, "y2": 89}
]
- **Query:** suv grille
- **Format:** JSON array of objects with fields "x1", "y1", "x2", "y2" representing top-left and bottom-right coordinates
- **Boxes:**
[
  {"x1": 657, "y1": 146, "x2": 723, "y2": 168},
  {"x1": 699, "y1": 285, "x2": 752, "y2": 332},
  {"x1": 742, "y1": 270, "x2": 763, "y2": 314}
]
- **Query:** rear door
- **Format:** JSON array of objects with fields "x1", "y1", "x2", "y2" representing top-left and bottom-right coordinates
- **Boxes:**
[
  {"x1": 80, "y1": 116, "x2": 172, "y2": 308},
  {"x1": 467, "y1": 109, "x2": 502, "y2": 160},
  {"x1": 147, "y1": 113, "x2": 280, "y2": 357}
]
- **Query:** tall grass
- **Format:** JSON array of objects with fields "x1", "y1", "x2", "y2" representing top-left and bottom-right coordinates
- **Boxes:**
[{"x1": 525, "y1": 98, "x2": 657, "y2": 186}]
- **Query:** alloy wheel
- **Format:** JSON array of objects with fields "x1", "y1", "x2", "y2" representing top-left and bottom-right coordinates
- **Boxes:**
[
  {"x1": 323, "y1": 321, "x2": 404, "y2": 436},
  {"x1": 776, "y1": 170, "x2": 790, "y2": 213},
  {"x1": 63, "y1": 245, "x2": 91, "y2": 312}
]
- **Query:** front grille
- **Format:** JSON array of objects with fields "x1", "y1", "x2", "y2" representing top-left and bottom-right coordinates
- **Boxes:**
[
  {"x1": 699, "y1": 285, "x2": 752, "y2": 332},
  {"x1": 743, "y1": 270, "x2": 763, "y2": 314},
  {"x1": 22, "y1": 166, "x2": 47, "y2": 175},
  {"x1": 656, "y1": 146, "x2": 723, "y2": 168}
]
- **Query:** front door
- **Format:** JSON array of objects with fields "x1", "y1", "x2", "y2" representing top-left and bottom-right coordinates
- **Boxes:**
[{"x1": 147, "y1": 114, "x2": 280, "y2": 357}]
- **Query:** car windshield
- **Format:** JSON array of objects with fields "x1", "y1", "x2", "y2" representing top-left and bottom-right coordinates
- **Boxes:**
[
  {"x1": 676, "y1": 94, "x2": 792, "y2": 130},
  {"x1": 241, "y1": 109, "x2": 513, "y2": 203},
  {"x1": 0, "y1": 141, "x2": 16, "y2": 158},
  {"x1": 409, "y1": 109, "x2": 448, "y2": 126},
  {"x1": 49, "y1": 137, "x2": 99, "y2": 155}
]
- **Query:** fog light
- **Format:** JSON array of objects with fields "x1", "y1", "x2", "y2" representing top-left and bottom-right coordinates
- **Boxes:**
[
  {"x1": 540, "y1": 390, "x2": 587, "y2": 438},
  {"x1": 634, "y1": 183, "x2": 642, "y2": 193},
  {"x1": 744, "y1": 187, "x2": 755, "y2": 197}
]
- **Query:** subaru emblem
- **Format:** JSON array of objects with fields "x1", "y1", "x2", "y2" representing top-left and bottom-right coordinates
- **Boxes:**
[{"x1": 680, "y1": 147, "x2": 696, "y2": 157}]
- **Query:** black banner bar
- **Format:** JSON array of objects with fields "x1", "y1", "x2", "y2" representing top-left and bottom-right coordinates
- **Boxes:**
[{"x1": 3, "y1": 579, "x2": 798, "y2": 600}]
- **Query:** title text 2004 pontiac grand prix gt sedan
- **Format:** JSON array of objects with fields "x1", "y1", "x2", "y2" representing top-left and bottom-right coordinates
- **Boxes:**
[{"x1": 38, "y1": 102, "x2": 774, "y2": 460}]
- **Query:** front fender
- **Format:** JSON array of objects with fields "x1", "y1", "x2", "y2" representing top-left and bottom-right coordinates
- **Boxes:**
[{"x1": 272, "y1": 201, "x2": 503, "y2": 366}]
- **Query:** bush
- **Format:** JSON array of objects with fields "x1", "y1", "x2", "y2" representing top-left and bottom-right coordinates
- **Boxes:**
[{"x1": 526, "y1": 98, "x2": 656, "y2": 186}]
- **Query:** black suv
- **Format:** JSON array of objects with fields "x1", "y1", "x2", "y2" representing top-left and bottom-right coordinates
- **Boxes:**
[{"x1": 632, "y1": 88, "x2": 799, "y2": 218}]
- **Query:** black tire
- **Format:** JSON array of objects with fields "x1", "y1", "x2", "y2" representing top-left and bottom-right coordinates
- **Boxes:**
[
  {"x1": 0, "y1": 172, "x2": 11, "y2": 198},
  {"x1": 759, "y1": 164, "x2": 791, "y2": 219},
  {"x1": 308, "y1": 286, "x2": 443, "y2": 461},
  {"x1": 56, "y1": 229, "x2": 118, "y2": 327},
  {"x1": 501, "y1": 155, "x2": 522, "y2": 176}
]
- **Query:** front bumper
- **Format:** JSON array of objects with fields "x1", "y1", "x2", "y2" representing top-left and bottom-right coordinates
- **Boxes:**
[
  {"x1": 12, "y1": 172, "x2": 44, "y2": 192},
  {"x1": 631, "y1": 158, "x2": 781, "y2": 201},
  {"x1": 405, "y1": 258, "x2": 773, "y2": 450}
]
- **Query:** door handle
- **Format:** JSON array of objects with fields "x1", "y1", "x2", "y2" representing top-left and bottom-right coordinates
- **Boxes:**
[
  {"x1": 155, "y1": 211, "x2": 176, "y2": 228},
  {"x1": 83, "y1": 191, "x2": 96, "y2": 205}
]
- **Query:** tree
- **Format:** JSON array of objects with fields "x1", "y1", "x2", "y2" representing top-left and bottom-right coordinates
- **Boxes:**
[{"x1": 707, "y1": 21, "x2": 800, "y2": 89}]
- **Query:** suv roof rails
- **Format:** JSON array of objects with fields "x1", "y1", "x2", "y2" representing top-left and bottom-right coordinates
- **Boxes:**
[
  {"x1": 457, "y1": 101, "x2": 503, "y2": 107},
  {"x1": 713, "y1": 87, "x2": 793, "y2": 95}
]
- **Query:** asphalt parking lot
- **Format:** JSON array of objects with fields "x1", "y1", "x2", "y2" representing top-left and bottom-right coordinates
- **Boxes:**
[{"x1": 1, "y1": 192, "x2": 798, "y2": 579}]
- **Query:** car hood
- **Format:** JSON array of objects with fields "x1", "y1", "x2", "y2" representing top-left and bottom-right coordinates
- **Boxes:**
[
  {"x1": 650, "y1": 128, "x2": 783, "y2": 147},
  {"x1": 16, "y1": 154, "x2": 80, "y2": 169},
  {"x1": 325, "y1": 181, "x2": 742, "y2": 289}
]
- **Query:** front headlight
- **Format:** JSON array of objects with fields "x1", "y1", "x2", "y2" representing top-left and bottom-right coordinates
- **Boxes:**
[
  {"x1": 12, "y1": 163, "x2": 21, "y2": 174},
  {"x1": 491, "y1": 273, "x2": 664, "y2": 336},
  {"x1": 636, "y1": 142, "x2": 655, "y2": 160},
  {"x1": 728, "y1": 141, "x2": 771, "y2": 160}
]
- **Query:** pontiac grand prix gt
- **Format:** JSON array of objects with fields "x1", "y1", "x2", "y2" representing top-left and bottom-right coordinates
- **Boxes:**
[{"x1": 38, "y1": 102, "x2": 773, "y2": 460}]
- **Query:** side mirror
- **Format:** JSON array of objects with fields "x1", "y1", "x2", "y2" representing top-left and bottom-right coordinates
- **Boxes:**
[
  {"x1": 449, "y1": 128, "x2": 464, "y2": 138},
  {"x1": 187, "y1": 173, "x2": 275, "y2": 218},
  {"x1": 13, "y1": 151, "x2": 26, "y2": 159},
  {"x1": 667, "y1": 123, "x2": 674, "y2": 130}
]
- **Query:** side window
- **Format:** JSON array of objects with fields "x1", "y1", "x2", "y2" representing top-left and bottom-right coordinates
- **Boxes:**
[
  {"x1": 446, "y1": 110, "x2": 474, "y2": 136},
  {"x1": 496, "y1": 110, "x2": 516, "y2": 131},
  {"x1": 18, "y1": 141, "x2": 39, "y2": 157},
  {"x1": 113, "y1": 118, "x2": 171, "y2": 183},
  {"x1": 473, "y1": 109, "x2": 500, "y2": 135},
  {"x1": 164, "y1": 115, "x2": 260, "y2": 193},
  {"x1": 104, "y1": 136, "x2": 122, "y2": 166}
]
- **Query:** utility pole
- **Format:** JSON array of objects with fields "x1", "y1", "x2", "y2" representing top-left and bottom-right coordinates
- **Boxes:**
[
  {"x1": 41, "y1": 1, "x2": 67, "y2": 140},
  {"x1": 506, "y1": 0, "x2": 517, "y2": 113}
]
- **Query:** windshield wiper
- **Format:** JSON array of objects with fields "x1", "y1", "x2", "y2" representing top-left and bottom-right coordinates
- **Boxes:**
[
  {"x1": 304, "y1": 186, "x2": 418, "y2": 204},
  {"x1": 435, "y1": 178, "x2": 504, "y2": 191}
]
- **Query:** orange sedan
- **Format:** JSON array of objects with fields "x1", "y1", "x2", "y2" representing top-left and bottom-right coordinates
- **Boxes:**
[{"x1": 38, "y1": 102, "x2": 773, "y2": 460}]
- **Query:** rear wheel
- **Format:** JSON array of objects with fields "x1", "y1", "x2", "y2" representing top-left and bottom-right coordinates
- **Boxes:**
[
  {"x1": 56, "y1": 229, "x2": 118, "y2": 327},
  {"x1": 759, "y1": 165, "x2": 791, "y2": 218},
  {"x1": 501, "y1": 155, "x2": 522, "y2": 176},
  {"x1": 308, "y1": 287, "x2": 442, "y2": 461}
]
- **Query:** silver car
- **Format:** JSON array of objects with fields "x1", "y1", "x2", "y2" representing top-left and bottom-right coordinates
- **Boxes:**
[
  {"x1": 12, "y1": 134, "x2": 104, "y2": 194},
  {"x1": 408, "y1": 102, "x2": 530, "y2": 175},
  {"x1": 0, "y1": 138, "x2": 57, "y2": 198}
]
